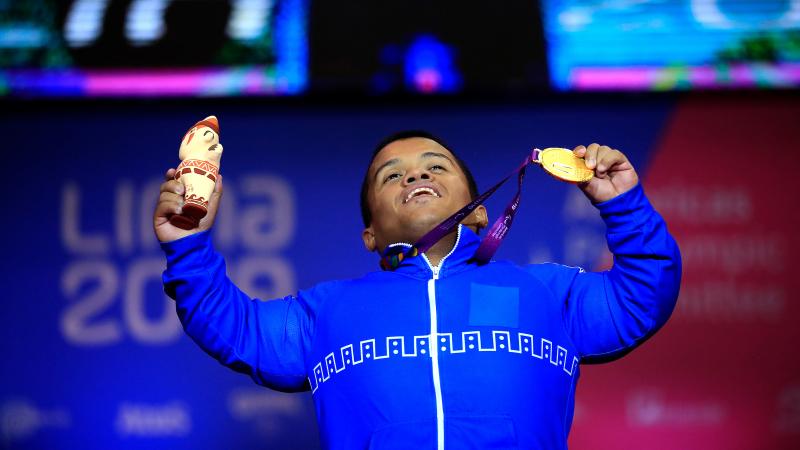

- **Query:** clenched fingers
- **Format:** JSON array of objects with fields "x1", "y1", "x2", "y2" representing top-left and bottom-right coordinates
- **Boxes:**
[
  {"x1": 595, "y1": 149, "x2": 625, "y2": 176},
  {"x1": 585, "y1": 143, "x2": 605, "y2": 169},
  {"x1": 164, "y1": 168, "x2": 177, "y2": 181},
  {"x1": 160, "y1": 179, "x2": 184, "y2": 196},
  {"x1": 155, "y1": 169, "x2": 185, "y2": 220},
  {"x1": 154, "y1": 194, "x2": 183, "y2": 218}
]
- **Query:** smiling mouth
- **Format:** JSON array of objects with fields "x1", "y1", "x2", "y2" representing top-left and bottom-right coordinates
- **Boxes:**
[{"x1": 404, "y1": 187, "x2": 440, "y2": 204}]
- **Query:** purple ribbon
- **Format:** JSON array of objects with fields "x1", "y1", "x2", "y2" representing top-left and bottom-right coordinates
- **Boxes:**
[{"x1": 380, "y1": 150, "x2": 534, "y2": 270}]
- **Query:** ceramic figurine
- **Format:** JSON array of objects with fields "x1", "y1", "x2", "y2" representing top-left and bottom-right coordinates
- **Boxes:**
[{"x1": 169, "y1": 115, "x2": 223, "y2": 230}]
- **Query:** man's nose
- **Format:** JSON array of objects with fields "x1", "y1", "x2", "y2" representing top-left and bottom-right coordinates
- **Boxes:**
[{"x1": 405, "y1": 167, "x2": 432, "y2": 185}]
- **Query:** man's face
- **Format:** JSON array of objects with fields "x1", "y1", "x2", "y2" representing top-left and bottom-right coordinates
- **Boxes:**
[
  {"x1": 179, "y1": 125, "x2": 221, "y2": 161},
  {"x1": 362, "y1": 137, "x2": 486, "y2": 253}
]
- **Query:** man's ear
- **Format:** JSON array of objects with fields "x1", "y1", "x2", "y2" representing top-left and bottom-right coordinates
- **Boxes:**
[
  {"x1": 463, "y1": 205, "x2": 489, "y2": 231},
  {"x1": 362, "y1": 226, "x2": 376, "y2": 252}
]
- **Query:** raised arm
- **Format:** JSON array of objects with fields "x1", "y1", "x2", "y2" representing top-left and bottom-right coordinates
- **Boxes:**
[
  {"x1": 155, "y1": 168, "x2": 312, "y2": 392},
  {"x1": 528, "y1": 144, "x2": 681, "y2": 362}
]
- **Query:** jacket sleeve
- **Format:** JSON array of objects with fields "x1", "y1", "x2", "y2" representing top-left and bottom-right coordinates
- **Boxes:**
[
  {"x1": 526, "y1": 183, "x2": 682, "y2": 363},
  {"x1": 160, "y1": 230, "x2": 313, "y2": 392}
]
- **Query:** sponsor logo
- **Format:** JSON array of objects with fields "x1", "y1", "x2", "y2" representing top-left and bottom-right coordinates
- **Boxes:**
[
  {"x1": 228, "y1": 388, "x2": 305, "y2": 438},
  {"x1": 115, "y1": 402, "x2": 190, "y2": 437},
  {"x1": 626, "y1": 389, "x2": 726, "y2": 427},
  {"x1": 1, "y1": 399, "x2": 70, "y2": 443},
  {"x1": 228, "y1": 388, "x2": 303, "y2": 420}
]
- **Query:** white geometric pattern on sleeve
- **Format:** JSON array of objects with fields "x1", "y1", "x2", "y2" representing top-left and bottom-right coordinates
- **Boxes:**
[{"x1": 309, "y1": 329, "x2": 579, "y2": 394}]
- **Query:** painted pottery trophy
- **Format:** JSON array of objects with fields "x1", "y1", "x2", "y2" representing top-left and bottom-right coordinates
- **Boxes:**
[{"x1": 169, "y1": 115, "x2": 223, "y2": 230}]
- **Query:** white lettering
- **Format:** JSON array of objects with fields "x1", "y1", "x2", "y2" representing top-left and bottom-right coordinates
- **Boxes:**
[
  {"x1": 227, "y1": 388, "x2": 302, "y2": 421},
  {"x1": 212, "y1": 182, "x2": 238, "y2": 251},
  {"x1": 677, "y1": 281, "x2": 784, "y2": 323},
  {"x1": 60, "y1": 260, "x2": 122, "y2": 345},
  {"x1": 116, "y1": 181, "x2": 135, "y2": 254},
  {"x1": 649, "y1": 184, "x2": 752, "y2": 225},
  {"x1": 239, "y1": 175, "x2": 295, "y2": 251},
  {"x1": 681, "y1": 234, "x2": 784, "y2": 275},
  {"x1": 60, "y1": 175, "x2": 297, "y2": 346},
  {"x1": 626, "y1": 389, "x2": 726, "y2": 427},
  {"x1": 0, "y1": 400, "x2": 70, "y2": 442},
  {"x1": 138, "y1": 179, "x2": 162, "y2": 252},
  {"x1": 61, "y1": 182, "x2": 110, "y2": 255},
  {"x1": 115, "y1": 402, "x2": 190, "y2": 437},
  {"x1": 124, "y1": 258, "x2": 182, "y2": 344}
]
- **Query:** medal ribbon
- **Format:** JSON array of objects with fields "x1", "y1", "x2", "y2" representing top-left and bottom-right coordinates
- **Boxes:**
[{"x1": 380, "y1": 150, "x2": 535, "y2": 270}]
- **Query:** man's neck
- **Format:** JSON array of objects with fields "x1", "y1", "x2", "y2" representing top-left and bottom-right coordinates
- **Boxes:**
[{"x1": 422, "y1": 231, "x2": 458, "y2": 268}]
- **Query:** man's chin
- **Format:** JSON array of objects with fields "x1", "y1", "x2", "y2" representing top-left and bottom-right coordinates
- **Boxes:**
[{"x1": 399, "y1": 210, "x2": 448, "y2": 237}]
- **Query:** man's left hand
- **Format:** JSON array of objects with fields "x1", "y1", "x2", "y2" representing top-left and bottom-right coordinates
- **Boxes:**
[{"x1": 573, "y1": 143, "x2": 639, "y2": 204}]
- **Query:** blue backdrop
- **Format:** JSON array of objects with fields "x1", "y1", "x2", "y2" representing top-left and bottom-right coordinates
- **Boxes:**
[{"x1": 1, "y1": 99, "x2": 672, "y2": 449}]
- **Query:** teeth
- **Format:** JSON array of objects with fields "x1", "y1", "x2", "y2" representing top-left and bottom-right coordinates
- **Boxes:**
[{"x1": 405, "y1": 187, "x2": 439, "y2": 203}]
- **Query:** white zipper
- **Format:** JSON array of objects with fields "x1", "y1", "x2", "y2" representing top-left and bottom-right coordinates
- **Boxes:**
[
  {"x1": 425, "y1": 274, "x2": 444, "y2": 450},
  {"x1": 420, "y1": 225, "x2": 462, "y2": 450}
]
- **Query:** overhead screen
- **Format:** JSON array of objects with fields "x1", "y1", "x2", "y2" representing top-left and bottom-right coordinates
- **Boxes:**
[
  {"x1": 541, "y1": 0, "x2": 800, "y2": 90},
  {"x1": 0, "y1": 0, "x2": 308, "y2": 97},
  {"x1": 1, "y1": 1, "x2": 799, "y2": 97}
]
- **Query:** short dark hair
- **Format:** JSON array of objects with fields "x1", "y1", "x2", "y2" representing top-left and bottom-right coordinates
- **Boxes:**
[{"x1": 360, "y1": 130, "x2": 480, "y2": 227}]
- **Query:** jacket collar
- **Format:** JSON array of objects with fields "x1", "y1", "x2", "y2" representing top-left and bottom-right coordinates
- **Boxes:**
[{"x1": 384, "y1": 224, "x2": 481, "y2": 279}]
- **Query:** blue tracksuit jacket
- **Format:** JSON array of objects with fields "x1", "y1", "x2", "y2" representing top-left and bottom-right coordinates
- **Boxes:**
[{"x1": 161, "y1": 183, "x2": 681, "y2": 449}]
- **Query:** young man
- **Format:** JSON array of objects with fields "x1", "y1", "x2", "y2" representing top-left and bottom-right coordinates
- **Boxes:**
[{"x1": 154, "y1": 133, "x2": 681, "y2": 449}]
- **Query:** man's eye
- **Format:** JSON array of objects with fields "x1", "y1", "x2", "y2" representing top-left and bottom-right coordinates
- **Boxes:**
[
  {"x1": 430, "y1": 165, "x2": 445, "y2": 171},
  {"x1": 384, "y1": 173, "x2": 401, "y2": 183}
]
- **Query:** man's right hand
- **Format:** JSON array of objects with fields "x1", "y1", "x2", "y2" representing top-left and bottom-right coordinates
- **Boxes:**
[{"x1": 153, "y1": 168, "x2": 223, "y2": 243}]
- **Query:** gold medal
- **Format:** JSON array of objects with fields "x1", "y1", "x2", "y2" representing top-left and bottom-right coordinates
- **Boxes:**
[{"x1": 532, "y1": 147, "x2": 594, "y2": 183}]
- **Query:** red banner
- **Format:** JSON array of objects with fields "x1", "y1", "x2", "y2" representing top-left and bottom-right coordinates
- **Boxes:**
[{"x1": 570, "y1": 96, "x2": 800, "y2": 450}]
